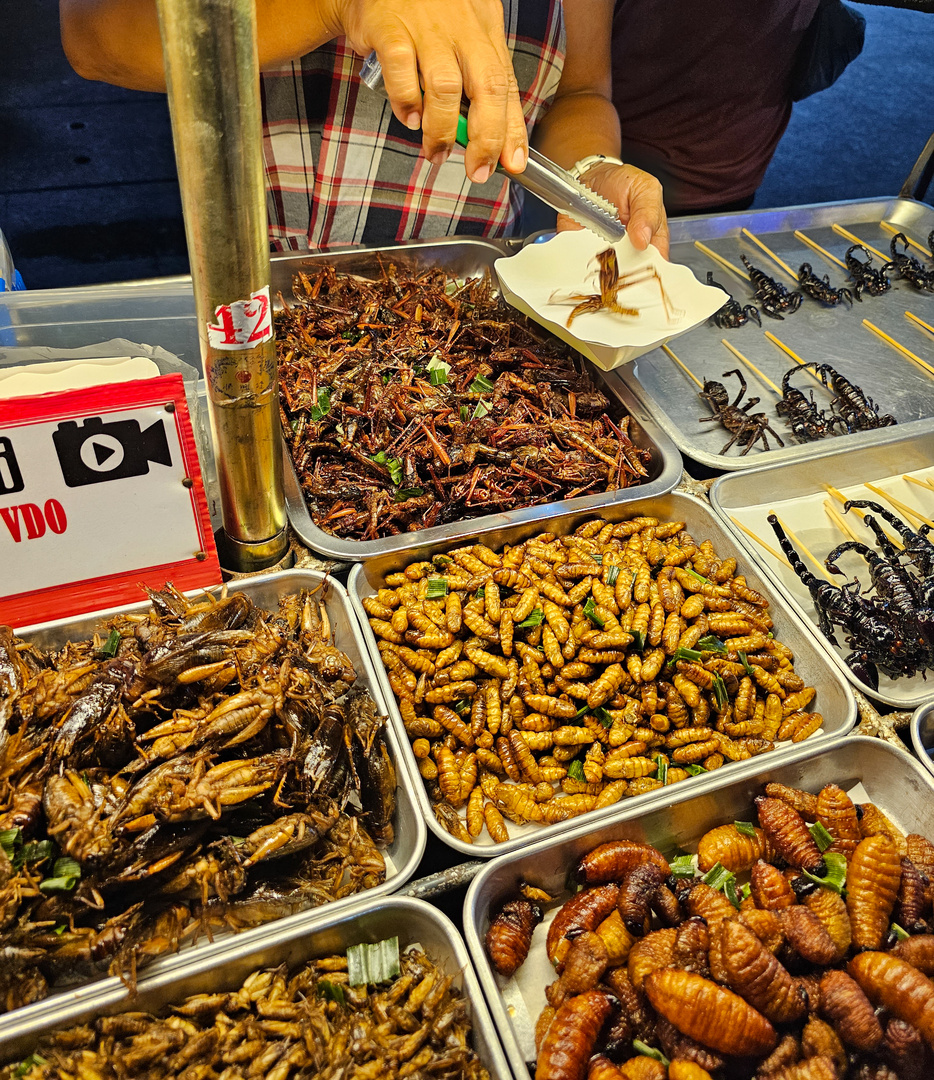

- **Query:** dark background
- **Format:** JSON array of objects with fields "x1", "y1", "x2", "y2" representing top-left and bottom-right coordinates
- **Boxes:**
[{"x1": 2, "y1": 1, "x2": 933, "y2": 292}]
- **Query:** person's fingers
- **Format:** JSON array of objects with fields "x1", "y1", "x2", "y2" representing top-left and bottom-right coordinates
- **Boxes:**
[
  {"x1": 417, "y1": 40, "x2": 467, "y2": 169},
  {"x1": 458, "y1": 47, "x2": 515, "y2": 181},
  {"x1": 620, "y1": 169, "x2": 668, "y2": 257},
  {"x1": 375, "y1": 34, "x2": 424, "y2": 131},
  {"x1": 555, "y1": 212, "x2": 582, "y2": 233}
]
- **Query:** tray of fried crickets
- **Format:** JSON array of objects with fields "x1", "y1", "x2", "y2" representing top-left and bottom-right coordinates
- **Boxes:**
[
  {"x1": 710, "y1": 422, "x2": 934, "y2": 708},
  {"x1": 0, "y1": 570, "x2": 425, "y2": 1030},
  {"x1": 462, "y1": 735, "x2": 934, "y2": 1080},
  {"x1": 610, "y1": 196, "x2": 934, "y2": 471},
  {"x1": 272, "y1": 237, "x2": 682, "y2": 563},
  {"x1": 348, "y1": 490, "x2": 857, "y2": 859},
  {"x1": 0, "y1": 895, "x2": 511, "y2": 1079}
]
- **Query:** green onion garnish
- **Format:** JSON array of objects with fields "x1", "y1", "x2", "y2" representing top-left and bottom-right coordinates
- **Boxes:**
[
  {"x1": 595, "y1": 707, "x2": 613, "y2": 729},
  {"x1": 567, "y1": 759, "x2": 586, "y2": 782},
  {"x1": 98, "y1": 628, "x2": 121, "y2": 659},
  {"x1": 808, "y1": 822, "x2": 834, "y2": 852},
  {"x1": 19, "y1": 840, "x2": 53, "y2": 866},
  {"x1": 583, "y1": 598, "x2": 605, "y2": 628},
  {"x1": 631, "y1": 630, "x2": 646, "y2": 652},
  {"x1": 656, "y1": 755, "x2": 668, "y2": 784},
  {"x1": 426, "y1": 355, "x2": 451, "y2": 385},
  {"x1": 671, "y1": 647, "x2": 703, "y2": 663},
  {"x1": 472, "y1": 399, "x2": 491, "y2": 420},
  {"x1": 702, "y1": 862, "x2": 733, "y2": 891},
  {"x1": 453, "y1": 699, "x2": 471, "y2": 715},
  {"x1": 738, "y1": 650, "x2": 754, "y2": 675},
  {"x1": 802, "y1": 851, "x2": 847, "y2": 894},
  {"x1": 740, "y1": 882, "x2": 752, "y2": 901},
  {"x1": 459, "y1": 405, "x2": 469, "y2": 421},
  {"x1": 394, "y1": 487, "x2": 424, "y2": 502},
  {"x1": 890, "y1": 923, "x2": 910, "y2": 942},
  {"x1": 371, "y1": 451, "x2": 403, "y2": 486},
  {"x1": 696, "y1": 635, "x2": 727, "y2": 654},
  {"x1": 685, "y1": 568, "x2": 712, "y2": 585},
  {"x1": 685, "y1": 764, "x2": 707, "y2": 776},
  {"x1": 346, "y1": 937, "x2": 401, "y2": 986},
  {"x1": 632, "y1": 1042, "x2": 670, "y2": 1067},
  {"x1": 669, "y1": 854, "x2": 696, "y2": 879},
  {"x1": 469, "y1": 375, "x2": 495, "y2": 394},
  {"x1": 12, "y1": 1054, "x2": 48, "y2": 1079},
  {"x1": 0, "y1": 829, "x2": 20, "y2": 861},
  {"x1": 734, "y1": 821, "x2": 757, "y2": 838},
  {"x1": 605, "y1": 565, "x2": 619, "y2": 586},
  {"x1": 425, "y1": 578, "x2": 449, "y2": 600},
  {"x1": 724, "y1": 876, "x2": 741, "y2": 909},
  {"x1": 712, "y1": 675, "x2": 728, "y2": 709},
  {"x1": 40, "y1": 857, "x2": 82, "y2": 893},
  {"x1": 517, "y1": 608, "x2": 544, "y2": 629}
]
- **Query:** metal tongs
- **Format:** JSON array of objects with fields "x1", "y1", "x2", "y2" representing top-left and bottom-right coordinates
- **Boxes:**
[{"x1": 359, "y1": 52, "x2": 626, "y2": 243}]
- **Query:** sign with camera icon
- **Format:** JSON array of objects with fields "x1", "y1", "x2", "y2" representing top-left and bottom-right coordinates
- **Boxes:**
[{"x1": 0, "y1": 374, "x2": 220, "y2": 627}]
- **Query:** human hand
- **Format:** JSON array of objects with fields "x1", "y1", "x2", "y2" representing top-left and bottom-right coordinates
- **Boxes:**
[
  {"x1": 557, "y1": 163, "x2": 670, "y2": 260},
  {"x1": 330, "y1": 0, "x2": 529, "y2": 183}
]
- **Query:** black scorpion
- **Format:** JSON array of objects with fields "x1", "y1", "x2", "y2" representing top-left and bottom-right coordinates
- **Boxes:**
[
  {"x1": 803, "y1": 362, "x2": 897, "y2": 432},
  {"x1": 887, "y1": 232, "x2": 934, "y2": 292},
  {"x1": 844, "y1": 244, "x2": 892, "y2": 299},
  {"x1": 706, "y1": 272, "x2": 761, "y2": 328},
  {"x1": 740, "y1": 255, "x2": 803, "y2": 320},
  {"x1": 796, "y1": 262, "x2": 855, "y2": 306},
  {"x1": 775, "y1": 367, "x2": 845, "y2": 442}
]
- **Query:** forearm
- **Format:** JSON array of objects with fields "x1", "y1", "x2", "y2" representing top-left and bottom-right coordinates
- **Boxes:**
[
  {"x1": 60, "y1": 0, "x2": 340, "y2": 91},
  {"x1": 530, "y1": 91, "x2": 621, "y2": 171}
]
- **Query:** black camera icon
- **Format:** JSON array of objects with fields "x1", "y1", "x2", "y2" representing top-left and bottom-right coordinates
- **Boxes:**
[{"x1": 53, "y1": 416, "x2": 172, "y2": 488}]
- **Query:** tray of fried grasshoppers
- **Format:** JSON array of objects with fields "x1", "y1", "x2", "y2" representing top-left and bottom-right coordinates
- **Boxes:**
[
  {"x1": 0, "y1": 895, "x2": 511, "y2": 1078},
  {"x1": 273, "y1": 237, "x2": 682, "y2": 563},
  {"x1": 611, "y1": 196, "x2": 934, "y2": 471},
  {"x1": 710, "y1": 422, "x2": 934, "y2": 708},
  {"x1": 0, "y1": 570, "x2": 425, "y2": 1027},
  {"x1": 463, "y1": 735, "x2": 934, "y2": 1080},
  {"x1": 348, "y1": 490, "x2": 856, "y2": 858}
]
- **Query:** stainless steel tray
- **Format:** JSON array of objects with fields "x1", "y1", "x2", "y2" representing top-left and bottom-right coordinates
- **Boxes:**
[
  {"x1": 613, "y1": 197, "x2": 934, "y2": 471},
  {"x1": 348, "y1": 490, "x2": 857, "y2": 859},
  {"x1": 463, "y1": 736, "x2": 934, "y2": 1080},
  {"x1": 0, "y1": 895, "x2": 512, "y2": 1078},
  {"x1": 709, "y1": 424, "x2": 934, "y2": 707},
  {"x1": 275, "y1": 238, "x2": 682, "y2": 562},
  {"x1": 910, "y1": 699, "x2": 934, "y2": 782},
  {"x1": 9, "y1": 570, "x2": 426, "y2": 1026}
]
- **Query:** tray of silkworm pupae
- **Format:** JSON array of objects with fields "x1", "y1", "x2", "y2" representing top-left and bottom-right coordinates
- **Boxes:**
[
  {"x1": 710, "y1": 422, "x2": 934, "y2": 708},
  {"x1": 0, "y1": 570, "x2": 425, "y2": 1026},
  {"x1": 609, "y1": 196, "x2": 934, "y2": 471},
  {"x1": 348, "y1": 491, "x2": 856, "y2": 858},
  {"x1": 0, "y1": 895, "x2": 511, "y2": 1078},
  {"x1": 464, "y1": 736, "x2": 934, "y2": 1080},
  {"x1": 273, "y1": 237, "x2": 681, "y2": 563}
]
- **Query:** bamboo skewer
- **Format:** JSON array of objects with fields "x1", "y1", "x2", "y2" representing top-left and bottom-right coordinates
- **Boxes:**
[
  {"x1": 693, "y1": 240, "x2": 750, "y2": 281},
  {"x1": 769, "y1": 511, "x2": 834, "y2": 581},
  {"x1": 793, "y1": 230, "x2": 847, "y2": 270},
  {"x1": 879, "y1": 220, "x2": 929, "y2": 256},
  {"x1": 830, "y1": 223, "x2": 887, "y2": 262},
  {"x1": 823, "y1": 484, "x2": 904, "y2": 550},
  {"x1": 903, "y1": 473, "x2": 934, "y2": 494},
  {"x1": 863, "y1": 482, "x2": 934, "y2": 528},
  {"x1": 729, "y1": 516, "x2": 792, "y2": 569},
  {"x1": 862, "y1": 319, "x2": 934, "y2": 379},
  {"x1": 762, "y1": 331, "x2": 825, "y2": 389},
  {"x1": 905, "y1": 311, "x2": 934, "y2": 337},
  {"x1": 740, "y1": 227, "x2": 799, "y2": 282},
  {"x1": 720, "y1": 339, "x2": 781, "y2": 395},
  {"x1": 824, "y1": 499, "x2": 863, "y2": 544},
  {"x1": 661, "y1": 344, "x2": 703, "y2": 388}
]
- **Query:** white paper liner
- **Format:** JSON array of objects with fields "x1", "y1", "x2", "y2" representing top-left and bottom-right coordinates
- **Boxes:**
[{"x1": 495, "y1": 231, "x2": 725, "y2": 370}]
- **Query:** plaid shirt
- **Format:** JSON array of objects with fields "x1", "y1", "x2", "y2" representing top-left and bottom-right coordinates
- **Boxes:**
[{"x1": 261, "y1": 2, "x2": 565, "y2": 251}]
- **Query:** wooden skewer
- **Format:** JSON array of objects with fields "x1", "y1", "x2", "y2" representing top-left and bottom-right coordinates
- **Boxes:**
[
  {"x1": 905, "y1": 311, "x2": 934, "y2": 337},
  {"x1": 824, "y1": 499, "x2": 863, "y2": 544},
  {"x1": 661, "y1": 344, "x2": 703, "y2": 388},
  {"x1": 762, "y1": 330, "x2": 825, "y2": 388},
  {"x1": 794, "y1": 230, "x2": 847, "y2": 270},
  {"x1": 879, "y1": 220, "x2": 929, "y2": 256},
  {"x1": 693, "y1": 240, "x2": 750, "y2": 281},
  {"x1": 862, "y1": 318, "x2": 934, "y2": 379},
  {"x1": 822, "y1": 483, "x2": 905, "y2": 549},
  {"x1": 769, "y1": 511, "x2": 834, "y2": 581},
  {"x1": 729, "y1": 516, "x2": 792, "y2": 569},
  {"x1": 831, "y1": 223, "x2": 887, "y2": 263},
  {"x1": 740, "y1": 227, "x2": 799, "y2": 282},
  {"x1": 720, "y1": 339, "x2": 781, "y2": 395},
  {"x1": 903, "y1": 473, "x2": 934, "y2": 494},
  {"x1": 863, "y1": 482, "x2": 934, "y2": 528}
]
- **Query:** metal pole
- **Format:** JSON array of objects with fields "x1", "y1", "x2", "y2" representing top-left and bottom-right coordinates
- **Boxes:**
[{"x1": 156, "y1": 0, "x2": 288, "y2": 571}]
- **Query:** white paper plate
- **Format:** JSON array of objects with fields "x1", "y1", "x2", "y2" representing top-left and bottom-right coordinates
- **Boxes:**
[{"x1": 495, "y1": 230, "x2": 725, "y2": 370}]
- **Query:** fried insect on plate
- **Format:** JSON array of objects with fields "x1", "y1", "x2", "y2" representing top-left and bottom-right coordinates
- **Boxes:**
[
  {"x1": 485, "y1": 897, "x2": 543, "y2": 977},
  {"x1": 547, "y1": 884, "x2": 620, "y2": 969},
  {"x1": 536, "y1": 989, "x2": 614, "y2": 1080},
  {"x1": 848, "y1": 951, "x2": 934, "y2": 1048},
  {"x1": 846, "y1": 835, "x2": 902, "y2": 951},
  {"x1": 755, "y1": 796, "x2": 825, "y2": 874},
  {"x1": 708, "y1": 918, "x2": 806, "y2": 1024},
  {"x1": 815, "y1": 783, "x2": 861, "y2": 860},
  {"x1": 696, "y1": 823, "x2": 767, "y2": 874}
]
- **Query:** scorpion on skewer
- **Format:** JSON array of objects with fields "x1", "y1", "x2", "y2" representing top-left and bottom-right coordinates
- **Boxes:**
[
  {"x1": 698, "y1": 369, "x2": 784, "y2": 454},
  {"x1": 887, "y1": 232, "x2": 934, "y2": 292},
  {"x1": 796, "y1": 262, "x2": 855, "y2": 306},
  {"x1": 740, "y1": 254, "x2": 803, "y2": 319},
  {"x1": 844, "y1": 243, "x2": 892, "y2": 298},
  {"x1": 775, "y1": 366, "x2": 845, "y2": 442},
  {"x1": 805, "y1": 361, "x2": 898, "y2": 432},
  {"x1": 705, "y1": 271, "x2": 761, "y2": 328}
]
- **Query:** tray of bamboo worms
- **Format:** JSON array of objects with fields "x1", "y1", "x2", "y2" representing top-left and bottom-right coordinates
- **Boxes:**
[
  {"x1": 609, "y1": 196, "x2": 934, "y2": 471},
  {"x1": 710, "y1": 423, "x2": 934, "y2": 707},
  {"x1": 463, "y1": 735, "x2": 934, "y2": 1080},
  {"x1": 348, "y1": 491, "x2": 856, "y2": 858},
  {"x1": 0, "y1": 895, "x2": 511, "y2": 1079},
  {"x1": 0, "y1": 570, "x2": 426, "y2": 1027},
  {"x1": 273, "y1": 237, "x2": 682, "y2": 563}
]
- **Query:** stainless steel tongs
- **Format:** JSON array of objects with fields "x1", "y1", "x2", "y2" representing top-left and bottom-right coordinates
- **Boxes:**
[{"x1": 359, "y1": 52, "x2": 626, "y2": 243}]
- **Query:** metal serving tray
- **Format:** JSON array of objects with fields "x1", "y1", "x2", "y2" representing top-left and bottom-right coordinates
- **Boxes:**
[
  {"x1": 613, "y1": 197, "x2": 934, "y2": 471},
  {"x1": 709, "y1": 423, "x2": 934, "y2": 707},
  {"x1": 8, "y1": 570, "x2": 426, "y2": 1027},
  {"x1": 0, "y1": 895, "x2": 512, "y2": 1077},
  {"x1": 348, "y1": 490, "x2": 857, "y2": 860},
  {"x1": 275, "y1": 238, "x2": 682, "y2": 563},
  {"x1": 463, "y1": 736, "x2": 934, "y2": 1080}
]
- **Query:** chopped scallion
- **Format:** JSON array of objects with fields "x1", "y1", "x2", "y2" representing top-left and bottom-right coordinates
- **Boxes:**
[
  {"x1": 724, "y1": 875, "x2": 741, "y2": 909},
  {"x1": 734, "y1": 821, "x2": 757, "y2": 838},
  {"x1": 890, "y1": 922, "x2": 910, "y2": 942},
  {"x1": 425, "y1": 578, "x2": 449, "y2": 600},
  {"x1": 669, "y1": 854, "x2": 696, "y2": 879},
  {"x1": 802, "y1": 851, "x2": 847, "y2": 894},
  {"x1": 808, "y1": 821, "x2": 834, "y2": 852},
  {"x1": 594, "y1": 707, "x2": 613, "y2": 729},
  {"x1": 655, "y1": 755, "x2": 668, "y2": 784},
  {"x1": 583, "y1": 598, "x2": 605, "y2": 628},
  {"x1": 39, "y1": 857, "x2": 81, "y2": 893},
  {"x1": 702, "y1": 862, "x2": 733, "y2": 892},
  {"x1": 605, "y1": 565, "x2": 619, "y2": 586},
  {"x1": 712, "y1": 675, "x2": 728, "y2": 709},
  {"x1": 517, "y1": 608, "x2": 544, "y2": 629},
  {"x1": 631, "y1": 630, "x2": 646, "y2": 652},
  {"x1": 671, "y1": 647, "x2": 703, "y2": 663},
  {"x1": 684, "y1": 568, "x2": 712, "y2": 585},
  {"x1": 737, "y1": 650, "x2": 754, "y2": 675},
  {"x1": 684, "y1": 764, "x2": 706, "y2": 776},
  {"x1": 696, "y1": 635, "x2": 727, "y2": 654},
  {"x1": 469, "y1": 374, "x2": 495, "y2": 394},
  {"x1": 567, "y1": 759, "x2": 586, "y2": 782},
  {"x1": 0, "y1": 828, "x2": 20, "y2": 861},
  {"x1": 740, "y1": 882, "x2": 752, "y2": 901},
  {"x1": 472, "y1": 399, "x2": 491, "y2": 420},
  {"x1": 632, "y1": 1042, "x2": 670, "y2": 1067},
  {"x1": 98, "y1": 628, "x2": 121, "y2": 659}
]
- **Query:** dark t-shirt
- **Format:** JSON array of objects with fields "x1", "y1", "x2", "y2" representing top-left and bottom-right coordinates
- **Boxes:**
[{"x1": 611, "y1": 0, "x2": 821, "y2": 212}]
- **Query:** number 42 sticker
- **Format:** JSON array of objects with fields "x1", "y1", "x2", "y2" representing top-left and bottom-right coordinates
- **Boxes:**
[{"x1": 207, "y1": 286, "x2": 273, "y2": 350}]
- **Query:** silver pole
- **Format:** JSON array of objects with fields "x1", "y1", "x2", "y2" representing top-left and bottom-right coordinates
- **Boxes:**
[{"x1": 156, "y1": 0, "x2": 288, "y2": 571}]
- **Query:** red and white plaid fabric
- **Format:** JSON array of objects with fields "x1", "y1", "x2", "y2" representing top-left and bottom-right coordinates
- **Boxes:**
[{"x1": 260, "y1": 1, "x2": 565, "y2": 251}]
